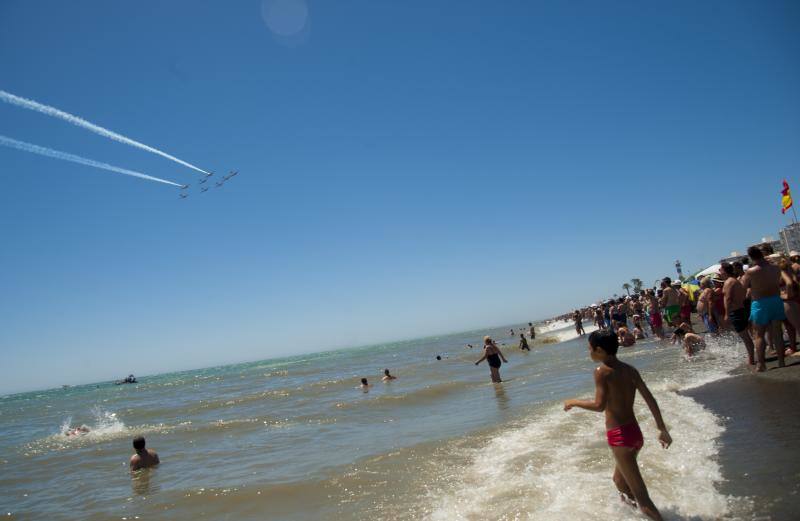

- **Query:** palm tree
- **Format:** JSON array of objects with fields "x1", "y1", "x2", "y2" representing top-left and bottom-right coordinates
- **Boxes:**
[
  {"x1": 622, "y1": 283, "x2": 631, "y2": 295},
  {"x1": 631, "y1": 278, "x2": 643, "y2": 293}
]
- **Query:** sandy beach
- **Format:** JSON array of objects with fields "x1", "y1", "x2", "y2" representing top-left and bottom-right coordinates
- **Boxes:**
[{"x1": 684, "y1": 353, "x2": 800, "y2": 520}]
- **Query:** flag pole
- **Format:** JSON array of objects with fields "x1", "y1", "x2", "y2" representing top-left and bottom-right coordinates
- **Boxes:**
[{"x1": 793, "y1": 205, "x2": 798, "y2": 224}]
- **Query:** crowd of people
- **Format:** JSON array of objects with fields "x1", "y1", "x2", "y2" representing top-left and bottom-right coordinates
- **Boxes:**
[{"x1": 566, "y1": 242, "x2": 800, "y2": 372}]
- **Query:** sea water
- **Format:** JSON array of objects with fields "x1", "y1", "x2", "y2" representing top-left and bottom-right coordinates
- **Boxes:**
[{"x1": 0, "y1": 322, "x2": 754, "y2": 520}]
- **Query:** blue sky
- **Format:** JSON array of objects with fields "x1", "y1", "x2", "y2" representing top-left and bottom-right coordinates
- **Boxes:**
[{"x1": 0, "y1": 0, "x2": 798, "y2": 394}]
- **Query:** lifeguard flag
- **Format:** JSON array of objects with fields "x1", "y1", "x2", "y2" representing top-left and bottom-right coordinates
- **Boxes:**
[{"x1": 782, "y1": 180, "x2": 793, "y2": 214}]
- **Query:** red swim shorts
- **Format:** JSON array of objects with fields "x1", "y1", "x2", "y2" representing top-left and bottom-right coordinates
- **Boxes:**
[
  {"x1": 650, "y1": 312, "x2": 663, "y2": 329},
  {"x1": 607, "y1": 422, "x2": 644, "y2": 450}
]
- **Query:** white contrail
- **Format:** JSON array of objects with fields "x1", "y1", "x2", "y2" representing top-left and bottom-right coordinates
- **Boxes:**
[
  {"x1": 0, "y1": 135, "x2": 183, "y2": 187},
  {"x1": 0, "y1": 89, "x2": 211, "y2": 176}
]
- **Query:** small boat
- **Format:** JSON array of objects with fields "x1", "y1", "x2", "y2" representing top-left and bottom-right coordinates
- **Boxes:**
[{"x1": 114, "y1": 374, "x2": 137, "y2": 385}]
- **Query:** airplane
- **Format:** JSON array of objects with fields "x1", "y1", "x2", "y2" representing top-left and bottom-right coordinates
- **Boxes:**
[
  {"x1": 204, "y1": 171, "x2": 214, "y2": 177},
  {"x1": 215, "y1": 181, "x2": 225, "y2": 187},
  {"x1": 180, "y1": 184, "x2": 189, "y2": 189},
  {"x1": 223, "y1": 170, "x2": 239, "y2": 180},
  {"x1": 179, "y1": 193, "x2": 188, "y2": 199},
  {"x1": 199, "y1": 178, "x2": 208, "y2": 184},
  {"x1": 200, "y1": 187, "x2": 209, "y2": 193}
]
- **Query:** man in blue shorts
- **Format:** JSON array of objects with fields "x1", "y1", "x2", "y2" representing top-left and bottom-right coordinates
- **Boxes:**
[{"x1": 741, "y1": 246, "x2": 785, "y2": 371}]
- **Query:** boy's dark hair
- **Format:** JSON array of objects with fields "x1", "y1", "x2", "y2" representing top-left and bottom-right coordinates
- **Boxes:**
[
  {"x1": 721, "y1": 262, "x2": 735, "y2": 276},
  {"x1": 674, "y1": 328, "x2": 686, "y2": 337},
  {"x1": 361, "y1": 378, "x2": 368, "y2": 385},
  {"x1": 662, "y1": 277, "x2": 672, "y2": 285},
  {"x1": 588, "y1": 330, "x2": 619, "y2": 355},
  {"x1": 747, "y1": 246, "x2": 764, "y2": 261},
  {"x1": 760, "y1": 243, "x2": 774, "y2": 255},
  {"x1": 383, "y1": 369, "x2": 390, "y2": 375},
  {"x1": 133, "y1": 436, "x2": 146, "y2": 450}
]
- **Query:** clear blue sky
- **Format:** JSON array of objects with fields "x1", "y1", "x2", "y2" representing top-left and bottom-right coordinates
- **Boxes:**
[{"x1": 1, "y1": 0, "x2": 798, "y2": 394}]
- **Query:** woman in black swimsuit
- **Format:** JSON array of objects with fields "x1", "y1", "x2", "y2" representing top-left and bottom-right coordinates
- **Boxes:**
[{"x1": 475, "y1": 336, "x2": 509, "y2": 383}]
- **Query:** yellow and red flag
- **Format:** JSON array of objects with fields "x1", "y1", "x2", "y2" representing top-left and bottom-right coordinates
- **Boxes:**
[{"x1": 782, "y1": 179, "x2": 793, "y2": 214}]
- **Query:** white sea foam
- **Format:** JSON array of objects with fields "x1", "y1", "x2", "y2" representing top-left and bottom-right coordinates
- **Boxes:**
[
  {"x1": 537, "y1": 319, "x2": 574, "y2": 334},
  {"x1": 426, "y1": 335, "x2": 749, "y2": 520},
  {"x1": 58, "y1": 406, "x2": 126, "y2": 438},
  {"x1": 547, "y1": 324, "x2": 599, "y2": 344}
]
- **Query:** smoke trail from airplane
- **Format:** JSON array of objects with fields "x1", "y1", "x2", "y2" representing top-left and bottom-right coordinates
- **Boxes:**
[
  {"x1": 0, "y1": 90, "x2": 211, "y2": 176},
  {"x1": 0, "y1": 135, "x2": 183, "y2": 187}
]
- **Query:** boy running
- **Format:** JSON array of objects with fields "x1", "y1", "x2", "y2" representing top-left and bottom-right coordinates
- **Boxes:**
[{"x1": 564, "y1": 330, "x2": 672, "y2": 520}]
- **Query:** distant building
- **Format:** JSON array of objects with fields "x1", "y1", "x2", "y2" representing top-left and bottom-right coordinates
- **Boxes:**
[{"x1": 780, "y1": 222, "x2": 800, "y2": 253}]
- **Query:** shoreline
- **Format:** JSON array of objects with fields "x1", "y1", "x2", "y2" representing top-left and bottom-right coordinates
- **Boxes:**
[{"x1": 682, "y1": 354, "x2": 800, "y2": 520}]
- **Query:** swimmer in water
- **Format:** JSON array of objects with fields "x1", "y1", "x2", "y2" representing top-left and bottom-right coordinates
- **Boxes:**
[
  {"x1": 130, "y1": 436, "x2": 160, "y2": 471},
  {"x1": 66, "y1": 425, "x2": 90, "y2": 437},
  {"x1": 382, "y1": 369, "x2": 396, "y2": 381},
  {"x1": 360, "y1": 378, "x2": 371, "y2": 392},
  {"x1": 617, "y1": 326, "x2": 636, "y2": 347},
  {"x1": 672, "y1": 328, "x2": 705, "y2": 356}
]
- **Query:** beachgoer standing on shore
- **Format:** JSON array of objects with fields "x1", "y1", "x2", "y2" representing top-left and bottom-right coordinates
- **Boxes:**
[
  {"x1": 660, "y1": 278, "x2": 680, "y2": 327},
  {"x1": 518, "y1": 334, "x2": 530, "y2": 351},
  {"x1": 677, "y1": 282, "x2": 693, "y2": 328},
  {"x1": 475, "y1": 336, "x2": 508, "y2": 383},
  {"x1": 130, "y1": 436, "x2": 160, "y2": 471},
  {"x1": 696, "y1": 277, "x2": 717, "y2": 333},
  {"x1": 720, "y1": 262, "x2": 756, "y2": 365},
  {"x1": 564, "y1": 330, "x2": 671, "y2": 521},
  {"x1": 741, "y1": 246, "x2": 785, "y2": 371}
]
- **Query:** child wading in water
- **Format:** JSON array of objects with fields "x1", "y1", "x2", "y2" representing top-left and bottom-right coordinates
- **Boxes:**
[{"x1": 564, "y1": 330, "x2": 672, "y2": 521}]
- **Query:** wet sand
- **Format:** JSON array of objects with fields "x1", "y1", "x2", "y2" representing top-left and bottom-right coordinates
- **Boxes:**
[{"x1": 683, "y1": 353, "x2": 800, "y2": 520}]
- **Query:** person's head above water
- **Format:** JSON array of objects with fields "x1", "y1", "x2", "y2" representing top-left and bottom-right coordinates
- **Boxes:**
[
  {"x1": 436, "y1": 355, "x2": 442, "y2": 360},
  {"x1": 383, "y1": 369, "x2": 390, "y2": 376},
  {"x1": 133, "y1": 436, "x2": 146, "y2": 452},
  {"x1": 587, "y1": 330, "x2": 619, "y2": 358},
  {"x1": 360, "y1": 378, "x2": 368, "y2": 386}
]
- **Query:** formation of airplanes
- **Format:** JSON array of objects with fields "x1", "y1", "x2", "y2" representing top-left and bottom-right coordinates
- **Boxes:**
[{"x1": 179, "y1": 170, "x2": 238, "y2": 199}]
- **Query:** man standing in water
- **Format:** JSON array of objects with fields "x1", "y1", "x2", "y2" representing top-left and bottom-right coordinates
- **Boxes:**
[
  {"x1": 564, "y1": 330, "x2": 671, "y2": 521},
  {"x1": 475, "y1": 336, "x2": 508, "y2": 383},
  {"x1": 741, "y1": 246, "x2": 785, "y2": 371},
  {"x1": 720, "y1": 262, "x2": 756, "y2": 365},
  {"x1": 528, "y1": 322, "x2": 536, "y2": 340},
  {"x1": 130, "y1": 436, "x2": 160, "y2": 471},
  {"x1": 660, "y1": 278, "x2": 680, "y2": 327},
  {"x1": 573, "y1": 310, "x2": 586, "y2": 336},
  {"x1": 518, "y1": 333, "x2": 530, "y2": 351}
]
